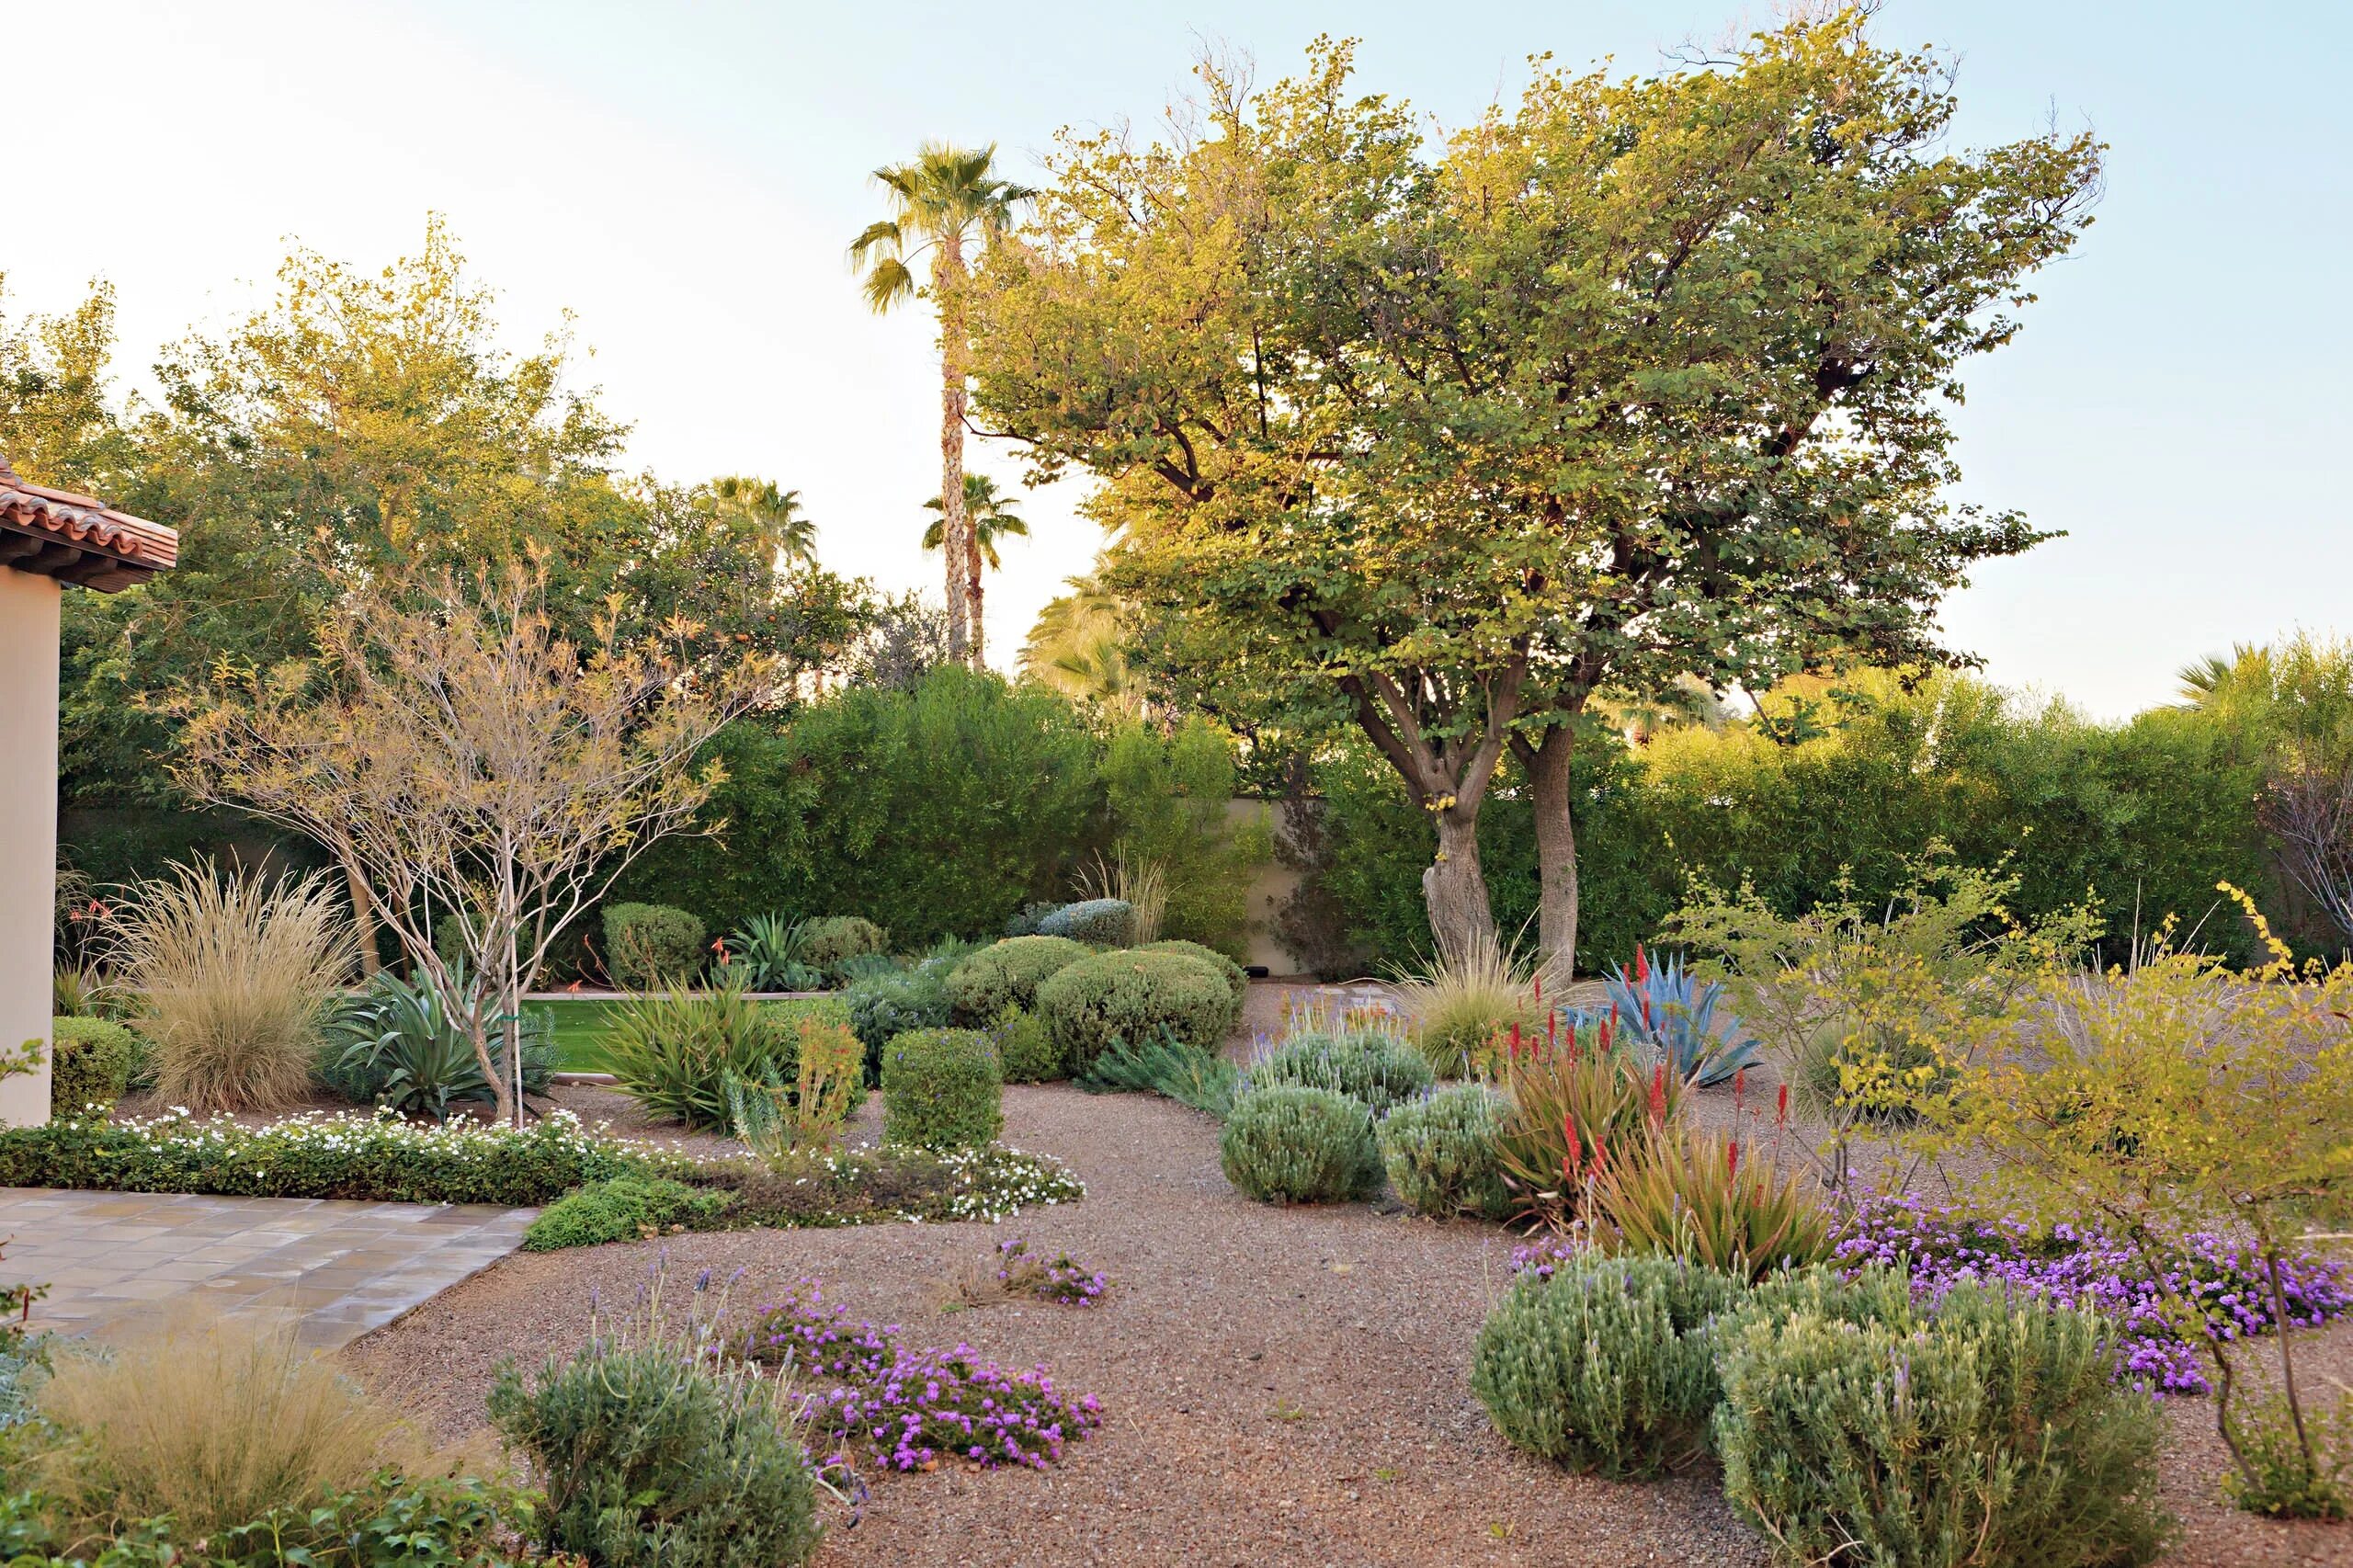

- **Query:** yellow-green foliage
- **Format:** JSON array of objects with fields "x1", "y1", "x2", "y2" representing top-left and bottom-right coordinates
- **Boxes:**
[
  {"x1": 1588, "y1": 1128, "x2": 1836, "y2": 1283},
  {"x1": 1396, "y1": 930, "x2": 1547, "y2": 1078},
  {"x1": 47, "y1": 1017, "x2": 142, "y2": 1113},
  {"x1": 947, "y1": 936, "x2": 1091, "y2": 1021},
  {"x1": 1713, "y1": 1281, "x2": 2173, "y2": 1568},
  {"x1": 1036, "y1": 949, "x2": 1239, "y2": 1072},
  {"x1": 880, "y1": 1028, "x2": 1003, "y2": 1151}
]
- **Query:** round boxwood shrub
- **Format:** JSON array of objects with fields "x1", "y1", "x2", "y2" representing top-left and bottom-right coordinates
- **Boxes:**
[
  {"x1": 1247, "y1": 1029, "x2": 1432, "y2": 1115},
  {"x1": 988, "y1": 1006, "x2": 1064, "y2": 1084},
  {"x1": 796, "y1": 915, "x2": 889, "y2": 974},
  {"x1": 880, "y1": 1028, "x2": 1004, "y2": 1151},
  {"x1": 1472, "y1": 1252, "x2": 1745, "y2": 1477},
  {"x1": 603, "y1": 903, "x2": 707, "y2": 989},
  {"x1": 1377, "y1": 1082, "x2": 1511, "y2": 1220},
  {"x1": 1219, "y1": 1085, "x2": 1381, "y2": 1204},
  {"x1": 947, "y1": 936, "x2": 1092, "y2": 1023},
  {"x1": 1713, "y1": 1278, "x2": 2172, "y2": 1568},
  {"x1": 1036, "y1": 949, "x2": 1239, "y2": 1074},
  {"x1": 1037, "y1": 898, "x2": 1136, "y2": 947},
  {"x1": 50, "y1": 1016, "x2": 142, "y2": 1113},
  {"x1": 1138, "y1": 939, "x2": 1247, "y2": 1008}
]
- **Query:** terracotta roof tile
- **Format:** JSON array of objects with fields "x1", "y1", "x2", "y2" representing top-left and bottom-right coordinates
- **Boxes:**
[{"x1": 0, "y1": 455, "x2": 177, "y2": 592}]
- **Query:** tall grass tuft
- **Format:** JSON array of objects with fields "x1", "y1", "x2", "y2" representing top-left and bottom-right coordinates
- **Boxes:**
[
  {"x1": 111, "y1": 863, "x2": 354, "y2": 1113},
  {"x1": 1394, "y1": 928, "x2": 1547, "y2": 1078},
  {"x1": 1075, "y1": 848, "x2": 1168, "y2": 944},
  {"x1": 31, "y1": 1312, "x2": 417, "y2": 1545}
]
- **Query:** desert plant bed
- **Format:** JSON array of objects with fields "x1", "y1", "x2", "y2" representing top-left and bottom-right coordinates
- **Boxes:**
[{"x1": 347, "y1": 1083, "x2": 2353, "y2": 1568}]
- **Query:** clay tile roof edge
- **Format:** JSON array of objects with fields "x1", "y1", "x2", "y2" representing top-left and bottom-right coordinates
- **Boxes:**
[{"x1": 0, "y1": 455, "x2": 179, "y2": 574}]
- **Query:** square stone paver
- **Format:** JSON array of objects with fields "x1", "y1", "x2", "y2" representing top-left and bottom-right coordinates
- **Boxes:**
[{"x1": 0, "y1": 1187, "x2": 537, "y2": 1350}]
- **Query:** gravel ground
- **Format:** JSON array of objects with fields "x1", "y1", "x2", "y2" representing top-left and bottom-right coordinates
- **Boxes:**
[{"x1": 347, "y1": 1070, "x2": 2353, "y2": 1567}]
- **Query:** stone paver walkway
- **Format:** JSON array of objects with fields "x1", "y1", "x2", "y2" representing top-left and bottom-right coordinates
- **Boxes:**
[{"x1": 0, "y1": 1187, "x2": 534, "y2": 1350}]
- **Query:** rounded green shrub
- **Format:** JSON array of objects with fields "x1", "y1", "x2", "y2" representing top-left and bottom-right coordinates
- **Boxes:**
[
  {"x1": 1472, "y1": 1252, "x2": 1746, "y2": 1477},
  {"x1": 1248, "y1": 1028, "x2": 1432, "y2": 1114},
  {"x1": 846, "y1": 968, "x2": 951, "y2": 1080},
  {"x1": 1377, "y1": 1083, "x2": 1510, "y2": 1220},
  {"x1": 1219, "y1": 1085, "x2": 1381, "y2": 1203},
  {"x1": 1036, "y1": 949, "x2": 1239, "y2": 1074},
  {"x1": 1713, "y1": 1278, "x2": 2174, "y2": 1568},
  {"x1": 50, "y1": 1016, "x2": 142, "y2": 1113},
  {"x1": 602, "y1": 903, "x2": 707, "y2": 989},
  {"x1": 988, "y1": 1006, "x2": 1064, "y2": 1084},
  {"x1": 795, "y1": 915, "x2": 888, "y2": 974},
  {"x1": 488, "y1": 1328, "x2": 822, "y2": 1567},
  {"x1": 947, "y1": 936, "x2": 1092, "y2": 1022},
  {"x1": 1139, "y1": 938, "x2": 1247, "y2": 1007},
  {"x1": 1037, "y1": 898, "x2": 1136, "y2": 946},
  {"x1": 880, "y1": 1028, "x2": 1004, "y2": 1151},
  {"x1": 522, "y1": 1176, "x2": 733, "y2": 1251}
]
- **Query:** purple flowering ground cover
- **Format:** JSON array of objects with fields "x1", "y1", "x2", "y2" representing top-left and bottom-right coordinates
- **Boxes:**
[{"x1": 735, "y1": 1279, "x2": 1103, "y2": 1472}]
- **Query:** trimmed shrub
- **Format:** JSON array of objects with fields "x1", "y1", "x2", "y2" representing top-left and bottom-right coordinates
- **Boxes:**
[
  {"x1": 1378, "y1": 1083, "x2": 1510, "y2": 1220},
  {"x1": 1140, "y1": 937, "x2": 1248, "y2": 1007},
  {"x1": 1005, "y1": 901, "x2": 1065, "y2": 937},
  {"x1": 1038, "y1": 898, "x2": 1136, "y2": 946},
  {"x1": 488, "y1": 1326, "x2": 822, "y2": 1568},
  {"x1": 1713, "y1": 1279, "x2": 2175, "y2": 1568},
  {"x1": 1219, "y1": 1085, "x2": 1381, "y2": 1204},
  {"x1": 603, "y1": 903, "x2": 706, "y2": 988},
  {"x1": 1036, "y1": 949, "x2": 1240, "y2": 1073},
  {"x1": 49, "y1": 1017, "x2": 140, "y2": 1113},
  {"x1": 846, "y1": 967, "x2": 952, "y2": 1080},
  {"x1": 522, "y1": 1176, "x2": 733, "y2": 1251},
  {"x1": 1247, "y1": 1028, "x2": 1433, "y2": 1115},
  {"x1": 948, "y1": 936, "x2": 1091, "y2": 1022},
  {"x1": 795, "y1": 915, "x2": 888, "y2": 974},
  {"x1": 1472, "y1": 1253, "x2": 1746, "y2": 1477},
  {"x1": 989, "y1": 1006, "x2": 1064, "y2": 1084},
  {"x1": 881, "y1": 1028, "x2": 1004, "y2": 1151}
]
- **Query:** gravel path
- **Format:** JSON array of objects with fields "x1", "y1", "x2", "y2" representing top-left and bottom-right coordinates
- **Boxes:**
[{"x1": 346, "y1": 1072, "x2": 2353, "y2": 1567}]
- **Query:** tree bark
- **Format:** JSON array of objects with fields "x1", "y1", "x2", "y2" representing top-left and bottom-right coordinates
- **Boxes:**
[
  {"x1": 1424, "y1": 801, "x2": 1498, "y2": 959},
  {"x1": 967, "y1": 525, "x2": 986, "y2": 666},
  {"x1": 1516, "y1": 722, "x2": 1581, "y2": 981},
  {"x1": 342, "y1": 858, "x2": 381, "y2": 977},
  {"x1": 936, "y1": 243, "x2": 972, "y2": 665}
]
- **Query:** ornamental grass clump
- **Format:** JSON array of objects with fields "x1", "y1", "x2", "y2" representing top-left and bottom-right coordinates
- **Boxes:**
[
  {"x1": 1219, "y1": 1085, "x2": 1381, "y2": 1204},
  {"x1": 1712, "y1": 1279, "x2": 2175, "y2": 1568},
  {"x1": 1471, "y1": 1252, "x2": 1745, "y2": 1477},
  {"x1": 111, "y1": 863, "x2": 354, "y2": 1114},
  {"x1": 1377, "y1": 1083, "x2": 1512, "y2": 1221},
  {"x1": 735, "y1": 1281, "x2": 1102, "y2": 1471},
  {"x1": 490, "y1": 1267, "x2": 824, "y2": 1568},
  {"x1": 880, "y1": 1028, "x2": 1004, "y2": 1151},
  {"x1": 1590, "y1": 1124, "x2": 1837, "y2": 1283},
  {"x1": 1395, "y1": 928, "x2": 1545, "y2": 1078},
  {"x1": 1247, "y1": 1027, "x2": 1432, "y2": 1115}
]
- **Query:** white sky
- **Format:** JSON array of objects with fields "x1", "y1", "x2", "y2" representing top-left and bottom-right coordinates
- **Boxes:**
[{"x1": 7, "y1": 0, "x2": 2347, "y2": 718}]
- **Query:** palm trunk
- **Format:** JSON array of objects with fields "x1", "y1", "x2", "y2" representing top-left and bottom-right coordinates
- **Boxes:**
[
  {"x1": 1516, "y1": 722, "x2": 1581, "y2": 981},
  {"x1": 936, "y1": 244, "x2": 972, "y2": 665},
  {"x1": 967, "y1": 529, "x2": 986, "y2": 667}
]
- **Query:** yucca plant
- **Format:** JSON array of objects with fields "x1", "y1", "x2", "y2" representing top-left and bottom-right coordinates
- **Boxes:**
[
  {"x1": 1580, "y1": 945, "x2": 1761, "y2": 1087},
  {"x1": 1492, "y1": 1019, "x2": 1688, "y2": 1227},
  {"x1": 604, "y1": 973, "x2": 791, "y2": 1130},
  {"x1": 1588, "y1": 1125, "x2": 1837, "y2": 1282},
  {"x1": 725, "y1": 914, "x2": 827, "y2": 992},
  {"x1": 108, "y1": 863, "x2": 355, "y2": 1114}
]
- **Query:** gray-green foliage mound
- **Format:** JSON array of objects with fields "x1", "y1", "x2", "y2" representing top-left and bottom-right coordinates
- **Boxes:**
[
  {"x1": 948, "y1": 936, "x2": 1092, "y2": 1022},
  {"x1": 1472, "y1": 1253, "x2": 1746, "y2": 1478},
  {"x1": 1713, "y1": 1278, "x2": 2173, "y2": 1568},
  {"x1": 1248, "y1": 1028, "x2": 1432, "y2": 1115},
  {"x1": 1137, "y1": 939, "x2": 1247, "y2": 1007},
  {"x1": 1037, "y1": 949, "x2": 1240, "y2": 1073},
  {"x1": 1376, "y1": 1083, "x2": 1510, "y2": 1220},
  {"x1": 1219, "y1": 1085, "x2": 1381, "y2": 1203}
]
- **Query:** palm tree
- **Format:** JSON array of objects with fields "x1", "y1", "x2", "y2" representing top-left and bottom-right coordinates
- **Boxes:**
[
  {"x1": 923, "y1": 473, "x2": 1029, "y2": 636},
  {"x1": 703, "y1": 475, "x2": 817, "y2": 567},
  {"x1": 1021, "y1": 571, "x2": 1140, "y2": 714},
  {"x1": 2177, "y1": 642, "x2": 2270, "y2": 709},
  {"x1": 849, "y1": 142, "x2": 1035, "y2": 667}
]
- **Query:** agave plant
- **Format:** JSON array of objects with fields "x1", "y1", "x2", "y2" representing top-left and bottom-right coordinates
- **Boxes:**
[
  {"x1": 1580, "y1": 946, "x2": 1761, "y2": 1087},
  {"x1": 725, "y1": 914, "x2": 828, "y2": 992},
  {"x1": 320, "y1": 963, "x2": 554, "y2": 1121}
]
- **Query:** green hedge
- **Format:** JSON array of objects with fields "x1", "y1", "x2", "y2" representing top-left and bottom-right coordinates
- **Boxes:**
[
  {"x1": 49, "y1": 1017, "x2": 143, "y2": 1114},
  {"x1": 1036, "y1": 949, "x2": 1240, "y2": 1073},
  {"x1": 880, "y1": 1028, "x2": 1004, "y2": 1151}
]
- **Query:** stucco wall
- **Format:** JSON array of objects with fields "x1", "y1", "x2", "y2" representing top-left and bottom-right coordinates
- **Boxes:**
[{"x1": 0, "y1": 567, "x2": 58, "y2": 1127}]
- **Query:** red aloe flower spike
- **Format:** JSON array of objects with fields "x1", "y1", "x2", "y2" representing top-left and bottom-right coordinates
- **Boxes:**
[
  {"x1": 1548, "y1": 1009, "x2": 1558, "y2": 1048},
  {"x1": 1563, "y1": 1118, "x2": 1580, "y2": 1174},
  {"x1": 1634, "y1": 944, "x2": 1649, "y2": 983},
  {"x1": 1727, "y1": 1140, "x2": 1741, "y2": 1177},
  {"x1": 1533, "y1": 972, "x2": 1542, "y2": 1003},
  {"x1": 1733, "y1": 1066, "x2": 1747, "y2": 1110},
  {"x1": 1648, "y1": 1062, "x2": 1667, "y2": 1123},
  {"x1": 1591, "y1": 1134, "x2": 1608, "y2": 1174},
  {"x1": 1776, "y1": 1084, "x2": 1790, "y2": 1127},
  {"x1": 1510, "y1": 1021, "x2": 1522, "y2": 1058}
]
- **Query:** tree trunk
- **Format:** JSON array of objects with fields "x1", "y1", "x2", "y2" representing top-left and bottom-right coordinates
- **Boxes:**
[
  {"x1": 967, "y1": 526, "x2": 986, "y2": 667},
  {"x1": 936, "y1": 244, "x2": 972, "y2": 665},
  {"x1": 1518, "y1": 723, "x2": 1580, "y2": 981},
  {"x1": 1424, "y1": 801, "x2": 1498, "y2": 959},
  {"x1": 342, "y1": 858, "x2": 381, "y2": 977}
]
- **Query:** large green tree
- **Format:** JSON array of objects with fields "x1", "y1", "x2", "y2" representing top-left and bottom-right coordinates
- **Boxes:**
[
  {"x1": 850, "y1": 143, "x2": 1034, "y2": 667},
  {"x1": 972, "y1": 15, "x2": 2102, "y2": 965}
]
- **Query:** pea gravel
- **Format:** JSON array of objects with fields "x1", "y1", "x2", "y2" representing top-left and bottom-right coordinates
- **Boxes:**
[{"x1": 343, "y1": 987, "x2": 2353, "y2": 1568}]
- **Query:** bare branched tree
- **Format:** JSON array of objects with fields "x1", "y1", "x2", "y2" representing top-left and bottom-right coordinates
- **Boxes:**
[
  {"x1": 175, "y1": 564, "x2": 769, "y2": 1125},
  {"x1": 2260, "y1": 748, "x2": 2353, "y2": 944}
]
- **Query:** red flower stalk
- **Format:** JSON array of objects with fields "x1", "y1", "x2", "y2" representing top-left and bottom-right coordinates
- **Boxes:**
[
  {"x1": 1533, "y1": 972, "x2": 1543, "y2": 1003},
  {"x1": 1591, "y1": 1135, "x2": 1608, "y2": 1174},
  {"x1": 1563, "y1": 1118, "x2": 1581, "y2": 1173},
  {"x1": 1510, "y1": 1021, "x2": 1523, "y2": 1058},
  {"x1": 1633, "y1": 944, "x2": 1649, "y2": 983},
  {"x1": 1726, "y1": 1140, "x2": 1741, "y2": 1177},
  {"x1": 1776, "y1": 1084, "x2": 1790, "y2": 1127},
  {"x1": 1733, "y1": 1066, "x2": 1747, "y2": 1110},
  {"x1": 1548, "y1": 1009, "x2": 1558, "y2": 1048},
  {"x1": 1648, "y1": 1062, "x2": 1667, "y2": 1123}
]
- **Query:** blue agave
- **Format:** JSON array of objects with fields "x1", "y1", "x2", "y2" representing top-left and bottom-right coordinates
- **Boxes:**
[{"x1": 1575, "y1": 948, "x2": 1761, "y2": 1087}]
